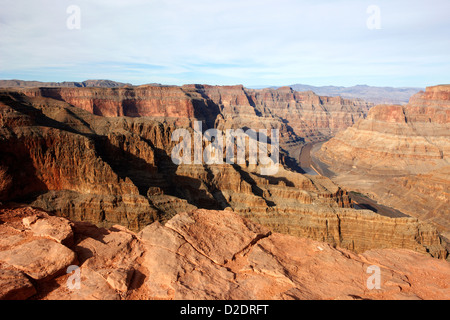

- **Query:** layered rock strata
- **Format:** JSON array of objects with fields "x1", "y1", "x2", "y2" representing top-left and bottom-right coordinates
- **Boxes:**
[
  {"x1": 316, "y1": 85, "x2": 450, "y2": 236},
  {"x1": 17, "y1": 84, "x2": 371, "y2": 161},
  {"x1": 0, "y1": 89, "x2": 447, "y2": 257}
]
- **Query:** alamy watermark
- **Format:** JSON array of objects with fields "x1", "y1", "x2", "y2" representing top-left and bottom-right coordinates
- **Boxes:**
[
  {"x1": 66, "y1": 5, "x2": 81, "y2": 30},
  {"x1": 171, "y1": 121, "x2": 280, "y2": 175},
  {"x1": 366, "y1": 265, "x2": 381, "y2": 290},
  {"x1": 66, "y1": 265, "x2": 81, "y2": 290},
  {"x1": 366, "y1": 5, "x2": 381, "y2": 30}
]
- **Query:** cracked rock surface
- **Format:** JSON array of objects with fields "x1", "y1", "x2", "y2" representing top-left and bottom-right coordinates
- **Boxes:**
[{"x1": 0, "y1": 206, "x2": 449, "y2": 300}]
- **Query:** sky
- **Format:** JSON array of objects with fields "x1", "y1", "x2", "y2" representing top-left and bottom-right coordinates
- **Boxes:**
[{"x1": 0, "y1": 0, "x2": 449, "y2": 87}]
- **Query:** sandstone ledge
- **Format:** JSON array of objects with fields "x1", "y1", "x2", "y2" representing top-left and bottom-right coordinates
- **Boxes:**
[{"x1": 0, "y1": 207, "x2": 449, "y2": 300}]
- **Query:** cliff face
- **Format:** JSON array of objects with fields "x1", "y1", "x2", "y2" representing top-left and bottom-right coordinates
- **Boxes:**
[
  {"x1": 319, "y1": 85, "x2": 449, "y2": 173},
  {"x1": 19, "y1": 85, "x2": 371, "y2": 131},
  {"x1": 18, "y1": 85, "x2": 371, "y2": 162},
  {"x1": 21, "y1": 86, "x2": 197, "y2": 119},
  {"x1": 1, "y1": 207, "x2": 449, "y2": 300},
  {"x1": 0, "y1": 91, "x2": 166, "y2": 230},
  {"x1": 0, "y1": 89, "x2": 447, "y2": 258},
  {"x1": 315, "y1": 85, "x2": 450, "y2": 235},
  {"x1": 242, "y1": 206, "x2": 447, "y2": 258},
  {"x1": 247, "y1": 87, "x2": 370, "y2": 139}
]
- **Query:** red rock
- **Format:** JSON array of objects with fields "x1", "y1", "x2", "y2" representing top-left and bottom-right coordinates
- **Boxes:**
[
  {"x1": 0, "y1": 239, "x2": 76, "y2": 281},
  {"x1": 1, "y1": 208, "x2": 449, "y2": 300},
  {"x1": 164, "y1": 209, "x2": 271, "y2": 265},
  {"x1": 0, "y1": 88, "x2": 447, "y2": 257},
  {"x1": 43, "y1": 266, "x2": 120, "y2": 300},
  {"x1": 0, "y1": 269, "x2": 36, "y2": 300},
  {"x1": 23, "y1": 212, "x2": 74, "y2": 246},
  {"x1": 138, "y1": 210, "x2": 450, "y2": 300},
  {"x1": 316, "y1": 85, "x2": 450, "y2": 236}
]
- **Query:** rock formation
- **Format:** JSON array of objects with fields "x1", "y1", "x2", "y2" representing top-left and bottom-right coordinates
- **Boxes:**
[
  {"x1": 1, "y1": 86, "x2": 449, "y2": 257},
  {"x1": 0, "y1": 207, "x2": 449, "y2": 300},
  {"x1": 315, "y1": 85, "x2": 450, "y2": 237},
  {"x1": 16, "y1": 84, "x2": 371, "y2": 161},
  {"x1": 0, "y1": 89, "x2": 447, "y2": 258},
  {"x1": 1, "y1": 83, "x2": 449, "y2": 300}
]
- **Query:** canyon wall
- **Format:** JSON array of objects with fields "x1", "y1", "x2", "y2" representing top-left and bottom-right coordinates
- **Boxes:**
[
  {"x1": 0, "y1": 89, "x2": 447, "y2": 258},
  {"x1": 316, "y1": 85, "x2": 450, "y2": 236},
  {"x1": 18, "y1": 85, "x2": 372, "y2": 161}
]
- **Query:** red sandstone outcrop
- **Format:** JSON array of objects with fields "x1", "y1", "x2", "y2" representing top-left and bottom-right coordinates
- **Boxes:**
[
  {"x1": 316, "y1": 85, "x2": 450, "y2": 236},
  {"x1": 0, "y1": 207, "x2": 448, "y2": 300}
]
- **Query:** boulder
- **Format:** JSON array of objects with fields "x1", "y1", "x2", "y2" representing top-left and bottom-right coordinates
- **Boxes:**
[{"x1": 0, "y1": 239, "x2": 76, "y2": 281}]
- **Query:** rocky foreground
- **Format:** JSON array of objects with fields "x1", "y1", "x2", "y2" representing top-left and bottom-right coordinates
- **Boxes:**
[{"x1": 0, "y1": 206, "x2": 449, "y2": 300}]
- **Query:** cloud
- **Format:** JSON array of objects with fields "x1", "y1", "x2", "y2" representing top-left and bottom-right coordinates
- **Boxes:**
[{"x1": 0, "y1": 0, "x2": 449, "y2": 87}]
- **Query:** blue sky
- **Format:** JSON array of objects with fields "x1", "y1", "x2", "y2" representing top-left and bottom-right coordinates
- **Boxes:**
[{"x1": 0, "y1": 0, "x2": 449, "y2": 87}]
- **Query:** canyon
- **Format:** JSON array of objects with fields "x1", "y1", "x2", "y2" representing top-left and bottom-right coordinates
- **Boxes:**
[
  {"x1": 315, "y1": 85, "x2": 450, "y2": 239},
  {"x1": 0, "y1": 83, "x2": 449, "y2": 300},
  {"x1": 16, "y1": 84, "x2": 372, "y2": 161}
]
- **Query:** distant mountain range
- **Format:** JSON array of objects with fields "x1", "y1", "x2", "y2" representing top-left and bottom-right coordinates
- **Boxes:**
[
  {"x1": 0, "y1": 79, "x2": 132, "y2": 88},
  {"x1": 1, "y1": 80, "x2": 423, "y2": 105},
  {"x1": 274, "y1": 84, "x2": 424, "y2": 105}
]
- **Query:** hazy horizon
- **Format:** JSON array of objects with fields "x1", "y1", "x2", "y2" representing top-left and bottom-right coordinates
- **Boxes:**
[
  {"x1": 1, "y1": 0, "x2": 449, "y2": 88},
  {"x1": 0, "y1": 78, "x2": 428, "y2": 90}
]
